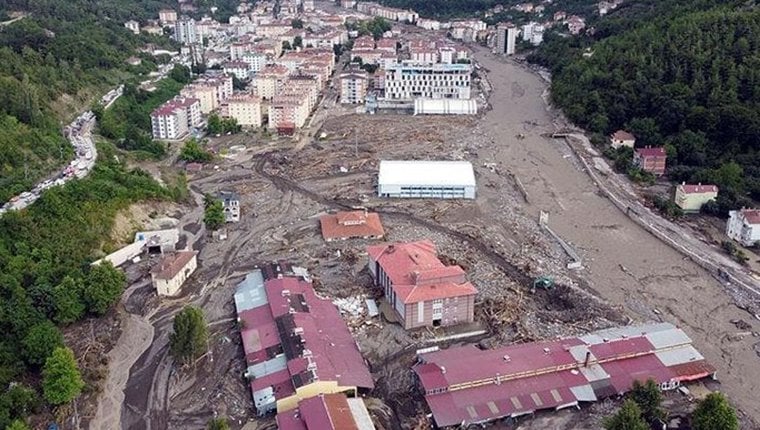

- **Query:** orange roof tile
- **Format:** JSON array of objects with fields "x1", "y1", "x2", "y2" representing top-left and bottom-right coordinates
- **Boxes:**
[{"x1": 320, "y1": 211, "x2": 385, "y2": 240}]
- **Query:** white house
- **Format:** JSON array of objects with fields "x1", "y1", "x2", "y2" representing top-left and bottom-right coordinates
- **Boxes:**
[
  {"x1": 151, "y1": 251, "x2": 198, "y2": 296},
  {"x1": 219, "y1": 191, "x2": 241, "y2": 222},
  {"x1": 726, "y1": 209, "x2": 760, "y2": 247},
  {"x1": 610, "y1": 130, "x2": 636, "y2": 149}
]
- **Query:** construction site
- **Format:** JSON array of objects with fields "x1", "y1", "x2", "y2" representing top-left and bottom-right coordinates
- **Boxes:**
[{"x1": 83, "y1": 29, "x2": 760, "y2": 430}]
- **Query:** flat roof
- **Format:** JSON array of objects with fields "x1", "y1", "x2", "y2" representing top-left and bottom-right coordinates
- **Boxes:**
[{"x1": 378, "y1": 160, "x2": 476, "y2": 187}]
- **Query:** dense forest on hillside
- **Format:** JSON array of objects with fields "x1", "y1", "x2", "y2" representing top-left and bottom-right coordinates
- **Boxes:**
[{"x1": 531, "y1": 0, "x2": 760, "y2": 212}]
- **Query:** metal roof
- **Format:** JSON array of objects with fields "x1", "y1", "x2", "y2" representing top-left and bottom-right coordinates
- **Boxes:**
[
  {"x1": 378, "y1": 160, "x2": 476, "y2": 187},
  {"x1": 246, "y1": 354, "x2": 287, "y2": 380},
  {"x1": 234, "y1": 270, "x2": 267, "y2": 312}
]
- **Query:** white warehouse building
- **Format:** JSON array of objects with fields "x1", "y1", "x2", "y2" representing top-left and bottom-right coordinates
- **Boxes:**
[
  {"x1": 378, "y1": 160, "x2": 476, "y2": 199},
  {"x1": 384, "y1": 62, "x2": 472, "y2": 100}
]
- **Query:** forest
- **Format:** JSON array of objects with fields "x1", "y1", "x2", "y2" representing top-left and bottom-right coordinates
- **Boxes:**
[{"x1": 531, "y1": 0, "x2": 760, "y2": 213}]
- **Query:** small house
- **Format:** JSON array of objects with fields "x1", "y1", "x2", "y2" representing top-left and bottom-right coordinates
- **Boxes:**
[
  {"x1": 674, "y1": 183, "x2": 718, "y2": 212},
  {"x1": 218, "y1": 191, "x2": 240, "y2": 223},
  {"x1": 610, "y1": 130, "x2": 635, "y2": 149},
  {"x1": 319, "y1": 210, "x2": 384, "y2": 241},
  {"x1": 633, "y1": 146, "x2": 666, "y2": 176},
  {"x1": 151, "y1": 251, "x2": 198, "y2": 296},
  {"x1": 726, "y1": 209, "x2": 760, "y2": 247}
]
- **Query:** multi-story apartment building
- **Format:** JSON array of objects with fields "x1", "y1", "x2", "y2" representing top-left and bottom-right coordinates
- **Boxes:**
[
  {"x1": 240, "y1": 52, "x2": 270, "y2": 73},
  {"x1": 339, "y1": 69, "x2": 368, "y2": 104},
  {"x1": 496, "y1": 23, "x2": 517, "y2": 55},
  {"x1": 268, "y1": 94, "x2": 310, "y2": 132},
  {"x1": 124, "y1": 20, "x2": 140, "y2": 34},
  {"x1": 223, "y1": 93, "x2": 262, "y2": 128},
  {"x1": 174, "y1": 17, "x2": 201, "y2": 44},
  {"x1": 726, "y1": 209, "x2": 760, "y2": 246},
  {"x1": 384, "y1": 62, "x2": 471, "y2": 100},
  {"x1": 255, "y1": 64, "x2": 290, "y2": 99},
  {"x1": 159, "y1": 9, "x2": 178, "y2": 25},
  {"x1": 223, "y1": 61, "x2": 252, "y2": 80},
  {"x1": 150, "y1": 97, "x2": 201, "y2": 140}
]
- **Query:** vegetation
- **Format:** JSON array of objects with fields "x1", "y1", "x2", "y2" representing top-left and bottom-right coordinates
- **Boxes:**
[
  {"x1": 629, "y1": 379, "x2": 666, "y2": 424},
  {"x1": 180, "y1": 139, "x2": 214, "y2": 163},
  {"x1": 41, "y1": 347, "x2": 84, "y2": 405},
  {"x1": 169, "y1": 306, "x2": 209, "y2": 364},
  {"x1": 6, "y1": 420, "x2": 31, "y2": 430},
  {"x1": 291, "y1": 18, "x2": 304, "y2": 29},
  {"x1": 651, "y1": 195, "x2": 683, "y2": 219},
  {"x1": 692, "y1": 392, "x2": 739, "y2": 430},
  {"x1": 203, "y1": 194, "x2": 226, "y2": 231},
  {"x1": 207, "y1": 417, "x2": 231, "y2": 430},
  {"x1": 95, "y1": 66, "x2": 192, "y2": 158},
  {"x1": 21, "y1": 321, "x2": 64, "y2": 367},
  {"x1": 531, "y1": 1, "x2": 760, "y2": 213},
  {"x1": 603, "y1": 399, "x2": 649, "y2": 430},
  {"x1": 207, "y1": 114, "x2": 241, "y2": 135},
  {"x1": 721, "y1": 240, "x2": 749, "y2": 265},
  {"x1": 347, "y1": 17, "x2": 392, "y2": 40}
]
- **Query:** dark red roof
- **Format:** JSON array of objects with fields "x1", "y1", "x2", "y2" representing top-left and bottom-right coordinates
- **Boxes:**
[
  {"x1": 635, "y1": 147, "x2": 666, "y2": 158},
  {"x1": 366, "y1": 241, "x2": 477, "y2": 304},
  {"x1": 150, "y1": 251, "x2": 197, "y2": 280},
  {"x1": 739, "y1": 209, "x2": 760, "y2": 225},
  {"x1": 679, "y1": 184, "x2": 718, "y2": 194}
]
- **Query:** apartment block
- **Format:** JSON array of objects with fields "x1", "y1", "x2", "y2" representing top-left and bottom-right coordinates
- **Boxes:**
[
  {"x1": 150, "y1": 97, "x2": 201, "y2": 140},
  {"x1": 384, "y1": 62, "x2": 471, "y2": 100},
  {"x1": 340, "y1": 69, "x2": 369, "y2": 104},
  {"x1": 223, "y1": 93, "x2": 263, "y2": 128}
]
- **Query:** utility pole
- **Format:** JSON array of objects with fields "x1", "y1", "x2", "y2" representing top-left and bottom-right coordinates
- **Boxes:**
[{"x1": 354, "y1": 130, "x2": 358, "y2": 157}]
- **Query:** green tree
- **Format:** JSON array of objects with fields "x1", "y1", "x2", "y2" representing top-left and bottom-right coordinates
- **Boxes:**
[
  {"x1": 603, "y1": 399, "x2": 649, "y2": 430},
  {"x1": 42, "y1": 347, "x2": 85, "y2": 405},
  {"x1": 169, "y1": 64, "x2": 192, "y2": 84},
  {"x1": 294, "y1": 36, "x2": 303, "y2": 49},
  {"x1": 5, "y1": 420, "x2": 31, "y2": 430},
  {"x1": 170, "y1": 306, "x2": 208, "y2": 364},
  {"x1": 207, "y1": 113, "x2": 223, "y2": 135},
  {"x1": 82, "y1": 262, "x2": 126, "y2": 315},
  {"x1": 207, "y1": 417, "x2": 230, "y2": 430},
  {"x1": 692, "y1": 392, "x2": 738, "y2": 430},
  {"x1": 22, "y1": 321, "x2": 64, "y2": 367},
  {"x1": 282, "y1": 40, "x2": 292, "y2": 51},
  {"x1": 180, "y1": 139, "x2": 213, "y2": 163},
  {"x1": 4, "y1": 384, "x2": 40, "y2": 418},
  {"x1": 52, "y1": 276, "x2": 86, "y2": 324},
  {"x1": 291, "y1": 18, "x2": 303, "y2": 29},
  {"x1": 203, "y1": 194, "x2": 225, "y2": 231},
  {"x1": 630, "y1": 379, "x2": 665, "y2": 423}
]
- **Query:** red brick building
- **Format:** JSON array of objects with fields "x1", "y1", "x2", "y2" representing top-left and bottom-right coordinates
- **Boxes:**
[
  {"x1": 633, "y1": 146, "x2": 667, "y2": 176},
  {"x1": 366, "y1": 240, "x2": 477, "y2": 330}
]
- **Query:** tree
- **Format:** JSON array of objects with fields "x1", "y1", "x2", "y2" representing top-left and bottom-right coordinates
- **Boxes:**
[
  {"x1": 5, "y1": 420, "x2": 31, "y2": 430},
  {"x1": 692, "y1": 392, "x2": 738, "y2": 430},
  {"x1": 42, "y1": 347, "x2": 85, "y2": 405},
  {"x1": 170, "y1": 306, "x2": 209, "y2": 364},
  {"x1": 293, "y1": 36, "x2": 303, "y2": 49},
  {"x1": 180, "y1": 139, "x2": 213, "y2": 163},
  {"x1": 82, "y1": 262, "x2": 126, "y2": 315},
  {"x1": 207, "y1": 114, "x2": 223, "y2": 135},
  {"x1": 603, "y1": 399, "x2": 649, "y2": 430},
  {"x1": 169, "y1": 64, "x2": 192, "y2": 84},
  {"x1": 207, "y1": 417, "x2": 230, "y2": 430},
  {"x1": 630, "y1": 379, "x2": 665, "y2": 424},
  {"x1": 22, "y1": 321, "x2": 64, "y2": 367},
  {"x1": 282, "y1": 40, "x2": 292, "y2": 51},
  {"x1": 291, "y1": 18, "x2": 303, "y2": 29},
  {"x1": 52, "y1": 276, "x2": 86, "y2": 324},
  {"x1": 204, "y1": 194, "x2": 225, "y2": 231}
]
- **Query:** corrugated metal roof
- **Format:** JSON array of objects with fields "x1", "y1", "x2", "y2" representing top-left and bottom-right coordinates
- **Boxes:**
[
  {"x1": 645, "y1": 328, "x2": 692, "y2": 349},
  {"x1": 569, "y1": 384, "x2": 597, "y2": 402},
  {"x1": 247, "y1": 354, "x2": 287, "y2": 379},
  {"x1": 347, "y1": 398, "x2": 376, "y2": 430},
  {"x1": 378, "y1": 160, "x2": 476, "y2": 187},
  {"x1": 579, "y1": 322, "x2": 672, "y2": 344},
  {"x1": 655, "y1": 345, "x2": 704, "y2": 367},
  {"x1": 234, "y1": 270, "x2": 267, "y2": 313}
]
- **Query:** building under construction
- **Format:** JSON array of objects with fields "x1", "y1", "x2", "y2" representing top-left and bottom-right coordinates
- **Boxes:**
[{"x1": 414, "y1": 323, "x2": 715, "y2": 427}]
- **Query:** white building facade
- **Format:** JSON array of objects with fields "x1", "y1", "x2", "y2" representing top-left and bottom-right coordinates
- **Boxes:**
[
  {"x1": 378, "y1": 160, "x2": 476, "y2": 199},
  {"x1": 384, "y1": 63, "x2": 471, "y2": 100},
  {"x1": 340, "y1": 70, "x2": 369, "y2": 104},
  {"x1": 151, "y1": 251, "x2": 198, "y2": 296},
  {"x1": 174, "y1": 18, "x2": 201, "y2": 44},
  {"x1": 726, "y1": 209, "x2": 760, "y2": 246}
]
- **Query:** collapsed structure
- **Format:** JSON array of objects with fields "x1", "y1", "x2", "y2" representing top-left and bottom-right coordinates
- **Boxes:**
[
  {"x1": 413, "y1": 323, "x2": 715, "y2": 427},
  {"x1": 234, "y1": 266, "x2": 374, "y2": 416}
]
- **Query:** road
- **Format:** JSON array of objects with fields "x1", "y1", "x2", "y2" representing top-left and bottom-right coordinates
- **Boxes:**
[{"x1": 471, "y1": 46, "x2": 760, "y2": 423}]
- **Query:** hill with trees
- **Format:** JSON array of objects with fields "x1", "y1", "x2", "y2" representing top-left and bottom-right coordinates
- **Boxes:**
[{"x1": 530, "y1": 0, "x2": 760, "y2": 213}]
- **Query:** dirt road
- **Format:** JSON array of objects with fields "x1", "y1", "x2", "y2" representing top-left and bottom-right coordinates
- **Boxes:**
[{"x1": 472, "y1": 47, "x2": 760, "y2": 423}]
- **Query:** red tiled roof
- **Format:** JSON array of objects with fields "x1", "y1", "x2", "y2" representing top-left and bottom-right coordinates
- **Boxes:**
[
  {"x1": 366, "y1": 241, "x2": 477, "y2": 304},
  {"x1": 678, "y1": 184, "x2": 718, "y2": 194},
  {"x1": 150, "y1": 251, "x2": 197, "y2": 280},
  {"x1": 320, "y1": 211, "x2": 385, "y2": 240},
  {"x1": 277, "y1": 393, "x2": 366, "y2": 430},
  {"x1": 635, "y1": 147, "x2": 666, "y2": 158},
  {"x1": 611, "y1": 130, "x2": 635, "y2": 141},
  {"x1": 239, "y1": 306, "x2": 279, "y2": 364},
  {"x1": 739, "y1": 209, "x2": 760, "y2": 224}
]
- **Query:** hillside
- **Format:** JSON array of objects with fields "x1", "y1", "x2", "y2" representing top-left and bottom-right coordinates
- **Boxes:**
[{"x1": 531, "y1": 0, "x2": 760, "y2": 212}]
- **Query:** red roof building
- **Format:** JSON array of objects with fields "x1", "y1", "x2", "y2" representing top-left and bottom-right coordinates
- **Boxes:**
[
  {"x1": 234, "y1": 271, "x2": 374, "y2": 416},
  {"x1": 366, "y1": 240, "x2": 477, "y2": 330},
  {"x1": 320, "y1": 211, "x2": 385, "y2": 241},
  {"x1": 413, "y1": 323, "x2": 715, "y2": 427},
  {"x1": 609, "y1": 130, "x2": 635, "y2": 149},
  {"x1": 276, "y1": 393, "x2": 376, "y2": 430},
  {"x1": 633, "y1": 146, "x2": 667, "y2": 176}
]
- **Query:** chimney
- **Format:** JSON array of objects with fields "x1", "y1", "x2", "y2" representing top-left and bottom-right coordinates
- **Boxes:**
[{"x1": 584, "y1": 351, "x2": 591, "y2": 367}]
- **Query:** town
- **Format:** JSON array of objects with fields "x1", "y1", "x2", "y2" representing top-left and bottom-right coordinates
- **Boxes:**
[{"x1": 0, "y1": 0, "x2": 759, "y2": 430}]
